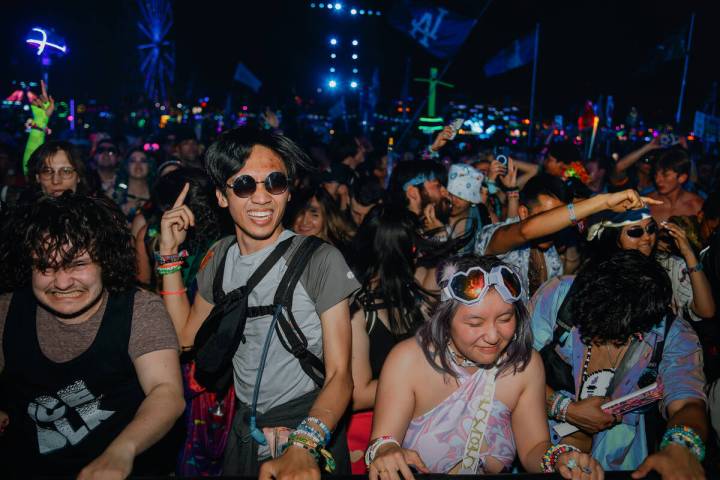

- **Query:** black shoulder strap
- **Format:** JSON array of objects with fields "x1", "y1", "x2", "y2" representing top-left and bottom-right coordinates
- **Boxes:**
[
  {"x1": 272, "y1": 236, "x2": 326, "y2": 387},
  {"x1": 549, "y1": 278, "x2": 580, "y2": 347},
  {"x1": 212, "y1": 236, "x2": 295, "y2": 304}
]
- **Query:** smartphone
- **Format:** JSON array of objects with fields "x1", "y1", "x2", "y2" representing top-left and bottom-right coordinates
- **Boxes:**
[
  {"x1": 448, "y1": 118, "x2": 464, "y2": 140},
  {"x1": 494, "y1": 146, "x2": 511, "y2": 166},
  {"x1": 659, "y1": 133, "x2": 680, "y2": 148}
]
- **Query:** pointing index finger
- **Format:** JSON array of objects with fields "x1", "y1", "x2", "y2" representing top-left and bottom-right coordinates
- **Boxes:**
[
  {"x1": 41, "y1": 79, "x2": 47, "y2": 99},
  {"x1": 173, "y1": 182, "x2": 190, "y2": 208},
  {"x1": 640, "y1": 196, "x2": 663, "y2": 206}
]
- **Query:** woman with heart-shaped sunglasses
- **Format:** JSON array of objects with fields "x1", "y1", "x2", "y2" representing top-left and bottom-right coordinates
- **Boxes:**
[{"x1": 365, "y1": 254, "x2": 603, "y2": 480}]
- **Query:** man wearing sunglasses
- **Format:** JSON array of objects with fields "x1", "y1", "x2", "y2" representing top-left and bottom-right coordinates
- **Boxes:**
[
  {"x1": 92, "y1": 139, "x2": 121, "y2": 198},
  {"x1": 159, "y1": 127, "x2": 359, "y2": 478}
]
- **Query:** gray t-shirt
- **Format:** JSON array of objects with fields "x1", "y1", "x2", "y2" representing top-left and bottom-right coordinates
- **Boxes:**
[{"x1": 196, "y1": 230, "x2": 359, "y2": 413}]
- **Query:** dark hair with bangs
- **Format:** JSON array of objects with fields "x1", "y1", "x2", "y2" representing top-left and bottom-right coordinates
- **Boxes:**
[
  {"x1": 569, "y1": 250, "x2": 672, "y2": 345},
  {"x1": 416, "y1": 254, "x2": 533, "y2": 378},
  {"x1": 204, "y1": 127, "x2": 313, "y2": 190},
  {"x1": 0, "y1": 192, "x2": 136, "y2": 292}
]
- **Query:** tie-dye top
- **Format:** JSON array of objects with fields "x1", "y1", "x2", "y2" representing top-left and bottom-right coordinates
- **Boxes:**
[{"x1": 402, "y1": 364, "x2": 516, "y2": 473}]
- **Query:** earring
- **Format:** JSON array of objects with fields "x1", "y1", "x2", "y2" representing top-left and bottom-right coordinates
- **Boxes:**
[{"x1": 512, "y1": 333, "x2": 518, "y2": 341}]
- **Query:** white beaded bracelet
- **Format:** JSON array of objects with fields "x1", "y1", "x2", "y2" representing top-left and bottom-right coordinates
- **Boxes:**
[{"x1": 365, "y1": 436, "x2": 401, "y2": 467}]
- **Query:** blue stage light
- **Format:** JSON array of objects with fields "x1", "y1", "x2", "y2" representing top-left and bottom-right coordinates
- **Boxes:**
[
  {"x1": 319, "y1": 3, "x2": 324, "y2": 7},
  {"x1": 334, "y1": 3, "x2": 342, "y2": 9},
  {"x1": 328, "y1": 79, "x2": 337, "y2": 88},
  {"x1": 352, "y1": 53, "x2": 358, "y2": 60},
  {"x1": 352, "y1": 67, "x2": 358, "y2": 73},
  {"x1": 331, "y1": 53, "x2": 336, "y2": 59},
  {"x1": 330, "y1": 67, "x2": 336, "y2": 72},
  {"x1": 327, "y1": 3, "x2": 333, "y2": 8},
  {"x1": 352, "y1": 39, "x2": 358, "y2": 46},
  {"x1": 359, "y1": 9, "x2": 365, "y2": 15},
  {"x1": 367, "y1": 10, "x2": 373, "y2": 15},
  {"x1": 350, "y1": 80, "x2": 358, "y2": 88},
  {"x1": 330, "y1": 38, "x2": 337, "y2": 45},
  {"x1": 350, "y1": 8, "x2": 357, "y2": 15}
]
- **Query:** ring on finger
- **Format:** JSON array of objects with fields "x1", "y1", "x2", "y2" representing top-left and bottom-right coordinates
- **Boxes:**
[
  {"x1": 581, "y1": 466, "x2": 593, "y2": 474},
  {"x1": 566, "y1": 458, "x2": 578, "y2": 469}
]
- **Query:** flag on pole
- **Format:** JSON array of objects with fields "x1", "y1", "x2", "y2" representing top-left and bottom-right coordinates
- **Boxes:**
[
  {"x1": 233, "y1": 62, "x2": 262, "y2": 93},
  {"x1": 483, "y1": 32, "x2": 535, "y2": 77},
  {"x1": 636, "y1": 29, "x2": 687, "y2": 74},
  {"x1": 387, "y1": 1, "x2": 477, "y2": 59}
]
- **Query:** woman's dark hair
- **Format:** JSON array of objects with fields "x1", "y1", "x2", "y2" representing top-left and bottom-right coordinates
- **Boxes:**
[
  {"x1": 288, "y1": 187, "x2": 355, "y2": 249},
  {"x1": 350, "y1": 205, "x2": 433, "y2": 335},
  {"x1": 417, "y1": 254, "x2": 533, "y2": 378},
  {"x1": 146, "y1": 168, "x2": 230, "y2": 255},
  {"x1": 204, "y1": 127, "x2": 313, "y2": 190},
  {"x1": 112, "y1": 148, "x2": 157, "y2": 207},
  {"x1": 569, "y1": 250, "x2": 672, "y2": 345},
  {"x1": 28, "y1": 140, "x2": 91, "y2": 194},
  {"x1": 0, "y1": 192, "x2": 136, "y2": 292}
]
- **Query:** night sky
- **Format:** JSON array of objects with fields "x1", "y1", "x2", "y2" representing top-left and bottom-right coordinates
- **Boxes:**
[{"x1": 2, "y1": 0, "x2": 719, "y2": 125}]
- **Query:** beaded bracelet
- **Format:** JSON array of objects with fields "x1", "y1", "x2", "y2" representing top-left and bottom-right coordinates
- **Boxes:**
[
  {"x1": 541, "y1": 443, "x2": 580, "y2": 473},
  {"x1": 301, "y1": 416, "x2": 332, "y2": 445},
  {"x1": 293, "y1": 425, "x2": 324, "y2": 446},
  {"x1": 285, "y1": 433, "x2": 336, "y2": 472},
  {"x1": 567, "y1": 203, "x2": 578, "y2": 225},
  {"x1": 557, "y1": 396, "x2": 572, "y2": 422},
  {"x1": 154, "y1": 250, "x2": 189, "y2": 265},
  {"x1": 365, "y1": 436, "x2": 401, "y2": 467},
  {"x1": 156, "y1": 260, "x2": 183, "y2": 275},
  {"x1": 660, "y1": 425, "x2": 705, "y2": 461}
]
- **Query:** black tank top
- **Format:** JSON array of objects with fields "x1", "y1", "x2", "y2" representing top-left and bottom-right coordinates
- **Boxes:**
[{"x1": 2, "y1": 288, "x2": 145, "y2": 475}]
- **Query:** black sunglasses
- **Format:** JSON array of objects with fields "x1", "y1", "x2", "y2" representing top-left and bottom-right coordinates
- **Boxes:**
[
  {"x1": 625, "y1": 222, "x2": 658, "y2": 238},
  {"x1": 226, "y1": 171, "x2": 289, "y2": 198}
]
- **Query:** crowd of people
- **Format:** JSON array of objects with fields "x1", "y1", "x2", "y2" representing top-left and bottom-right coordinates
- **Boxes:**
[{"x1": 0, "y1": 80, "x2": 719, "y2": 480}]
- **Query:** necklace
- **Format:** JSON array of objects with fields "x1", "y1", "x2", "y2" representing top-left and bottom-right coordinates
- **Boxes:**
[
  {"x1": 605, "y1": 343, "x2": 626, "y2": 370},
  {"x1": 447, "y1": 342, "x2": 480, "y2": 368}
]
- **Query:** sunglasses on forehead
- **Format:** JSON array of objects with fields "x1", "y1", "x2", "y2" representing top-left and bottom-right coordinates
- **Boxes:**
[
  {"x1": 625, "y1": 222, "x2": 658, "y2": 238},
  {"x1": 226, "y1": 171, "x2": 290, "y2": 198},
  {"x1": 441, "y1": 265, "x2": 523, "y2": 305}
]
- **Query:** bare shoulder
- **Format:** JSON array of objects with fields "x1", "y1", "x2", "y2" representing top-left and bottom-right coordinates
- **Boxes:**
[
  {"x1": 503, "y1": 349, "x2": 544, "y2": 383},
  {"x1": 384, "y1": 337, "x2": 427, "y2": 372}
]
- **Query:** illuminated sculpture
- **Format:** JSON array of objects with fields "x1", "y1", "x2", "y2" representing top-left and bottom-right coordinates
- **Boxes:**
[
  {"x1": 25, "y1": 27, "x2": 67, "y2": 87},
  {"x1": 137, "y1": 0, "x2": 175, "y2": 101}
]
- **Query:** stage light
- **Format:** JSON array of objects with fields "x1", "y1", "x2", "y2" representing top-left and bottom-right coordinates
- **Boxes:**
[
  {"x1": 334, "y1": 3, "x2": 342, "y2": 9},
  {"x1": 350, "y1": 80, "x2": 358, "y2": 88},
  {"x1": 328, "y1": 79, "x2": 337, "y2": 88},
  {"x1": 367, "y1": 10, "x2": 373, "y2": 15},
  {"x1": 331, "y1": 53, "x2": 336, "y2": 59},
  {"x1": 352, "y1": 53, "x2": 358, "y2": 60},
  {"x1": 319, "y1": 3, "x2": 324, "y2": 7},
  {"x1": 352, "y1": 68, "x2": 358, "y2": 73},
  {"x1": 352, "y1": 39, "x2": 358, "y2": 46},
  {"x1": 310, "y1": 3, "x2": 316, "y2": 7},
  {"x1": 330, "y1": 67, "x2": 336, "y2": 73},
  {"x1": 330, "y1": 38, "x2": 337, "y2": 45},
  {"x1": 376, "y1": 11, "x2": 381, "y2": 16},
  {"x1": 350, "y1": 8, "x2": 357, "y2": 14},
  {"x1": 359, "y1": 9, "x2": 365, "y2": 14},
  {"x1": 26, "y1": 27, "x2": 67, "y2": 56},
  {"x1": 327, "y1": 3, "x2": 333, "y2": 8}
]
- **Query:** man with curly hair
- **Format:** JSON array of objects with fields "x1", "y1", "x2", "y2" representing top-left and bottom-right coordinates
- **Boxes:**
[
  {"x1": 0, "y1": 193, "x2": 184, "y2": 479},
  {"x1": 530, "y1": 250, "x2": 707, "y2": 478}
]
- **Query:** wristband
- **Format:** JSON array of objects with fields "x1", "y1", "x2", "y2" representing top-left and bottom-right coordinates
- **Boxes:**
[
  {"x1": 365, "y1": 436, "x2": 401, "y2": 467},
  {"x1": 683, "y1": 263, "x2": 703, "y2": 275},
  {"x1": 301, "y1": 416, "x2": 332, "y2": 445},
  {"x1": 156, "y1": 264, "x2": 183, "y2": 276},
  {"x1": 541, "y1": 443, "x2": 580, "y2": 473},
  {"x1": 567, "y1": 203, "x2": 578, "y2": 225},
  {"x1": 484, "y1": 179, "x2": 498, "y2": 195},
  {"x1": 660, "y1": 425, "x2": 705, "y2": 461},
  {"x1": 154, "y1": 250, "x2": 189, "y2": 265},
  {"x1": 158, "y1": 288, "x2": 187, "y2": 296}
]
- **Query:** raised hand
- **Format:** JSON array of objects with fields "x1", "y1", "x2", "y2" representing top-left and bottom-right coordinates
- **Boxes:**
[
  {"x1": 431, "y1": 126, "x2": 454, "y2": 152},
  {"x1": 499, "y1": 157, "x2": 518, "y2": 189},
  {"x1": 159, "y1": 183, "x2": 195, "y2": 255},
  {"x1": 487, "y1": 159, "x2": 507, "y2": 182},
  {"x1": 30, "y1": 79, "x2": 55, "y2": 118},
  {"x1": 605, "y1": 189, "x2": 662, "y2": 213}
]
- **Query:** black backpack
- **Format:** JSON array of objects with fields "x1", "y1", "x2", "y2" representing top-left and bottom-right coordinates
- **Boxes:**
[{"x1": 193, "y1": 235, "x2": 326, "y2": 393}]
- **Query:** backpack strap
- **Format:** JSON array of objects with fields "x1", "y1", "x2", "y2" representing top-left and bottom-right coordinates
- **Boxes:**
[
  {"x1": 272, "y1": 236, "x2": 327, "y2": 387},
  {"x1": 212, "y1": 236, "x2": 294, "y2": 304}
]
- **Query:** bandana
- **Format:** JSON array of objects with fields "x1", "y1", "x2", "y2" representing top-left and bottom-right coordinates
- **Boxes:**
[{"x1": 586, "y1": 207, "x2": 652, "y2": 241}]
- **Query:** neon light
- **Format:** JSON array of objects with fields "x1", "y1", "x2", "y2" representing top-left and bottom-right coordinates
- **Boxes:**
[{"x1": 26, "y1": 28, "x2": 67, "y2": 56}]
